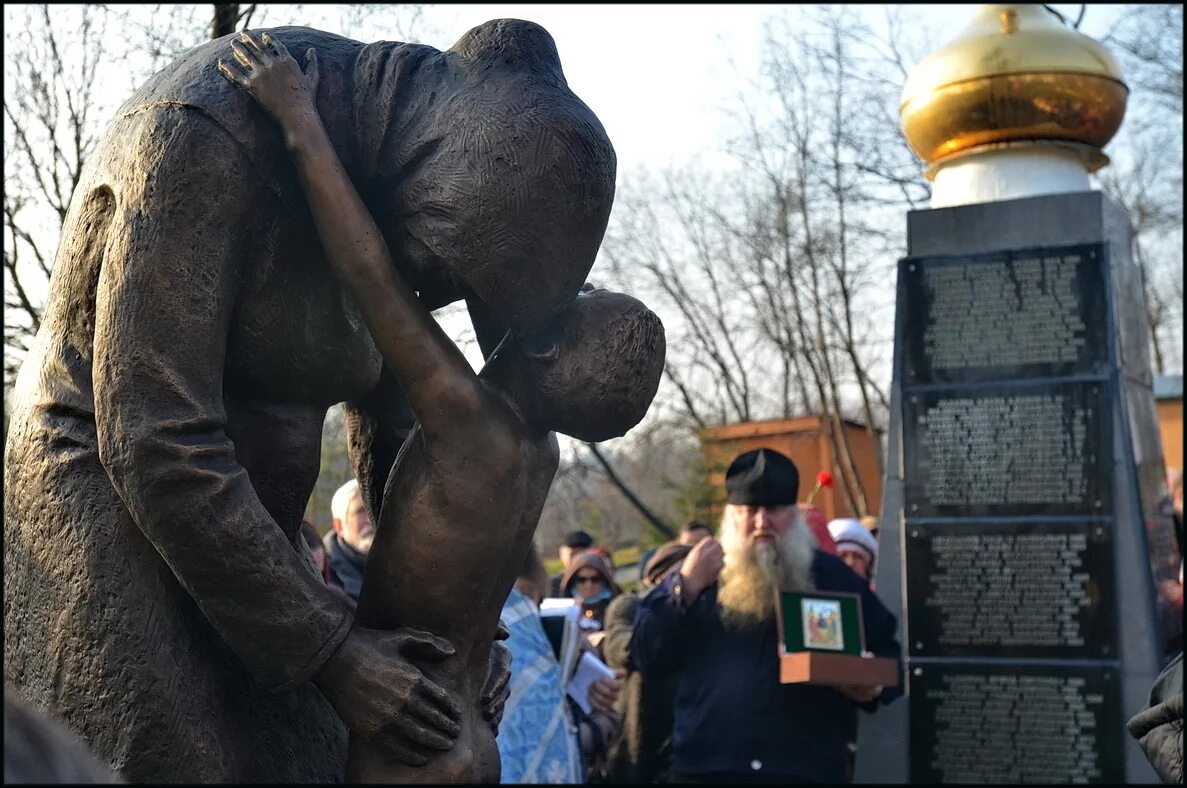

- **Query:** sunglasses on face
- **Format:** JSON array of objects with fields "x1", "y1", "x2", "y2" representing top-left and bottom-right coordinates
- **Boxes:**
[{"x1": 575, "y1": 574, "x2": 604, "y2": 586}]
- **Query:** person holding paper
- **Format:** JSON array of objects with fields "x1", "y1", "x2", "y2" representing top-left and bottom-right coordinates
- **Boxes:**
[
  {"x1": 568, "y1": 645, "x2": 624, "y2": 783},
  {"x1": 498, "y1": 544, "x2": 623, "y2": 784},
  {"x1": 631, "y1": 449, "x2": 902, "y2": 784},
  {"x1": 497, "y1": 546, "x2": 584, "y2": 784}
]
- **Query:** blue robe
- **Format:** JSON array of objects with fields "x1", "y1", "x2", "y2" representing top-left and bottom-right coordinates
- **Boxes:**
[{"x1": 497, "y1": 589, "x2": 584, "y2": 783}]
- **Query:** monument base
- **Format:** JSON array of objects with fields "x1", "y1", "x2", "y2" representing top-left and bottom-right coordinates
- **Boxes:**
[
  {"x1": 779, "y1": 652, "x2": 899, "y2": 687},
  {"x1": 857, "y1": 190, "x2": 1170, "y2": 784}
]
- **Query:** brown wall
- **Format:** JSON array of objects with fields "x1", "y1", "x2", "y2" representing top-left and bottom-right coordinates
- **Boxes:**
[
  {"x1": 1158, "y1": 398, "x2": 1183, "y2": 472},
  {"x1": 700, "y1": 417, "x2": 884, "y2": 522}
]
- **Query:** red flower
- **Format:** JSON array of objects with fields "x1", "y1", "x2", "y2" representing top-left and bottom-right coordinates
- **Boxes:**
[{"x1": 816, "y1": 470, "x2": 834, "y2": 488}]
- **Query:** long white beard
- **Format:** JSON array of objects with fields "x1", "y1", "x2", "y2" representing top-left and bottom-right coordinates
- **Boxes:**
[{"x1": 717, "y1": 511, "x2": 817, "y2": 630}]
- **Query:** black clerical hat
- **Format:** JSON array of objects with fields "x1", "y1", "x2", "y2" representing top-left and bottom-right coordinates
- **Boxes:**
[{"x1": 725, "y1": 448, "x2": 800, "y2": 506}]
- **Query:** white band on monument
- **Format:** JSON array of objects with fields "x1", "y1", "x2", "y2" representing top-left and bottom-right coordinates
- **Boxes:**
[{"x1": 928, "y1": 140, "x2": 1103, "y2": 209}]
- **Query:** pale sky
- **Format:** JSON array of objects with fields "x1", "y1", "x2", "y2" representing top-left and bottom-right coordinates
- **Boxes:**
[
  {"x1": 5, "y1": 2, "x2": 1130, "y2": 295},
  {"x1": 424, "y1": 4, "x2": 776, "y2": 174},
  {"x1": 412, "y1": 4, "x2": 1126, "y2": 176},
  {"x1": 393, "y1": 3, "x2": 1130, "y2": 380},
  {"x1": 5, "y1": 3, "x2": 1139, "y2": 404}
]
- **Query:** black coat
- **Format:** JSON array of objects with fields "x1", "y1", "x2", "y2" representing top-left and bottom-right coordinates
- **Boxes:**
[
  {"x1": 631, "y1": 550, "x2": 903, "y2": 783},
  {"x1": 602, "y1": 591, "x2": 679, "y2": 783},
  {"x1": 1127, "y1": 651, "x2": 1183, "y2": 784}
]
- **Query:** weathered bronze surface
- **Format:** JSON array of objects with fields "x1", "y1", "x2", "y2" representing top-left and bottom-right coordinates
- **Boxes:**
[
  {"x1": 218, "y1": 28, "x2": 664, "y2": 782},
  {"x1": 4, "y1": 20, "x2": 621, "y2": 783}
]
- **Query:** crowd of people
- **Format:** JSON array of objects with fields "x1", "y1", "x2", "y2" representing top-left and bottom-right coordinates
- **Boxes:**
[
  {"x1": 289, "y1": 452, "x2": 1187, "y2": 785},
  {"x1": 7, "y1": 451, "x2": 1182, "y2": 783},
  {"x1": 5, "y1": 18, "x2": 1182, "y2": 784},
  {"x1": 290, "y1": 450, "x2": 897, "y2": 785},
  {"x1": 224, "y1": 451, "x2": 1187, "y2": 785}
]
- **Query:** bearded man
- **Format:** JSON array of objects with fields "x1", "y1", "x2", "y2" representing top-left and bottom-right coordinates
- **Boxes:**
[
  {"x1": 630, "y1": 448, "x2": 902, "y2": 784},
  {"x1": 324, "y1": 479, "x2": 374, "y2": 605}
]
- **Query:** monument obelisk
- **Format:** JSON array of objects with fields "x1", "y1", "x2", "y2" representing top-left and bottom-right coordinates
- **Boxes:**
[{"x1": 857, "y1": 5, "x2": 1182, "y2": 783}]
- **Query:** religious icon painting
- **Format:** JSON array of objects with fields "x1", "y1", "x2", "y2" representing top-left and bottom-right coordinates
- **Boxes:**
[
  {"x1": 776, "y1": 590, "x2": 865, "y2": 657},
  {"x1": 802, "y1": 599, "x2": 845, "y2": 651}
]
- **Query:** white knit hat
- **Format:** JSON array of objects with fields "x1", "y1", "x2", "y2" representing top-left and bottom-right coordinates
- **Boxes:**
[{"x1": 827, "y1": 518, "x2": 878, "y2": 572}]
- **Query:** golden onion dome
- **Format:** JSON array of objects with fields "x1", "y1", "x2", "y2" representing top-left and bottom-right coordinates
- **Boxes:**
[{"x1": 900, "y1": 4, "x2": 1128, "y2": 172}]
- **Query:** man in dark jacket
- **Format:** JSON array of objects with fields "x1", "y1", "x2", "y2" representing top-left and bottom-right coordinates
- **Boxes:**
[
  {"x1": 323, "y1": 479, "x2": 373, "y2": 606},
  {"x1": 603, "y1": 541, "x2": 692, "y2": 783},
  {"x1": 631, "y1": 448, "x2": 902, "y2": 784}
]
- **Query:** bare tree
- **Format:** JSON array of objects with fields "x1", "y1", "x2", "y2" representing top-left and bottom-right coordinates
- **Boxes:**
[
  {"x1": 603, "y1": 169, "x2": 764, "y2": 431},
  {"x1": 601, "y1": 4, "x2": 1183, "y2": 525},
  {"x1": 601, "y1": 7, "x2": 930, "y2": 515},
  {"x1": 1100, "y1": 4, "x2": 1184, "y2": 374},
  {"x1": 1103, "y1": 4, "x2": 1183, "y2": 115},
  {"x1": 4, "y1": 4, "x2": 435, "y2": 394},
  {"x1": 4, "y1": 5, "x2": 110, "y2": 386},
  {"x1": 212, "y1": 4, "x2": 261, "y2": 39},
  {"x1": 536, "y1": 418, "x2": 702, "y2": 555}
]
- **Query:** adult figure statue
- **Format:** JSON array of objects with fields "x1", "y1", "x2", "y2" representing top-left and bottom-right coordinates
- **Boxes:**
[{"x1": 4, "y1": 19, "x2": 616, "y2": 783}]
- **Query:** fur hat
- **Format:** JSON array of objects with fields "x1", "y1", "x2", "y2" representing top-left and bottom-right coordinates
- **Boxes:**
[{"x1": 643, "y1": 542, "x2": 693, "y2": 586}]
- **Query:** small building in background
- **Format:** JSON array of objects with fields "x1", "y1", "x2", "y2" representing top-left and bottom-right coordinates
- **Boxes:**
[
  {"x1": 1155, "y1": 374, "x2": 1183, "y2": 473},
  {"x1": 700, "y1": 416, "x2": 883, "y2": 522}
]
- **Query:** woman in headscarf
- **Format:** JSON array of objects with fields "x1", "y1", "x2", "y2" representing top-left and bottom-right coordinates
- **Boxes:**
[
  {"x1": 562, "y1": 551, "x2": 621, "y2": 634},
  {"x1": 827, "y1": 518, "x2": 879, "y2": 586}
]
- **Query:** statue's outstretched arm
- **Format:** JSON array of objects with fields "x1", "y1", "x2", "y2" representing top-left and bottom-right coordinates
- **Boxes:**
[
  {"x1": 221, "y1": 33, "x2": 486, "y2": 443},
  {"x1": 92, "y1": 109, "x2": 352, "y2": 694}
]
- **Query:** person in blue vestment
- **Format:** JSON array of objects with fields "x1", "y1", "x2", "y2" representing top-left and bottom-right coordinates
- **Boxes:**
[
  {"x1": 498, "y1": 584, "x2": 584, "y2": 784},
  {"x1": 631, "y1": 448, "x2": 903, "y2": 784}
]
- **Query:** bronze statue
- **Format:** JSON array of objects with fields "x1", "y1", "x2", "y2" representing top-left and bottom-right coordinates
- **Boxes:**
[
  {"x1": 220, "y1": 31, "x2": 665, "y2": 782},
  {"x1": 4, "y1": 20, "x2": 620, "y2": 783}
]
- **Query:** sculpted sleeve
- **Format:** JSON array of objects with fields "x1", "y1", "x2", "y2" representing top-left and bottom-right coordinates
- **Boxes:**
[
  {"x1": 92, "y1": 108, "x2": 351, "y2": 693},
  {"x1": 629, "y1": 575, "x2": 693, "y2": 679}
]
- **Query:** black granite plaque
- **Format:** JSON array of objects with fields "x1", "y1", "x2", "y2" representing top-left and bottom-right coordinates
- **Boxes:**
[
  {"x1": 905, "y1": 522, "x2": 1116, "y2": 659},
  {"x1": 864, "y1": 193, "x2": 1170, "y2": 785},
  {"x1": 903, "y1": 382, "x2": 1110, "y2": 518},
  {"x1": 902, "y1": 245, "x2": 1108, "y2": 385},
  {"x1": 908, "y1": 662, "x2": 1124, "y2": 784}
]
